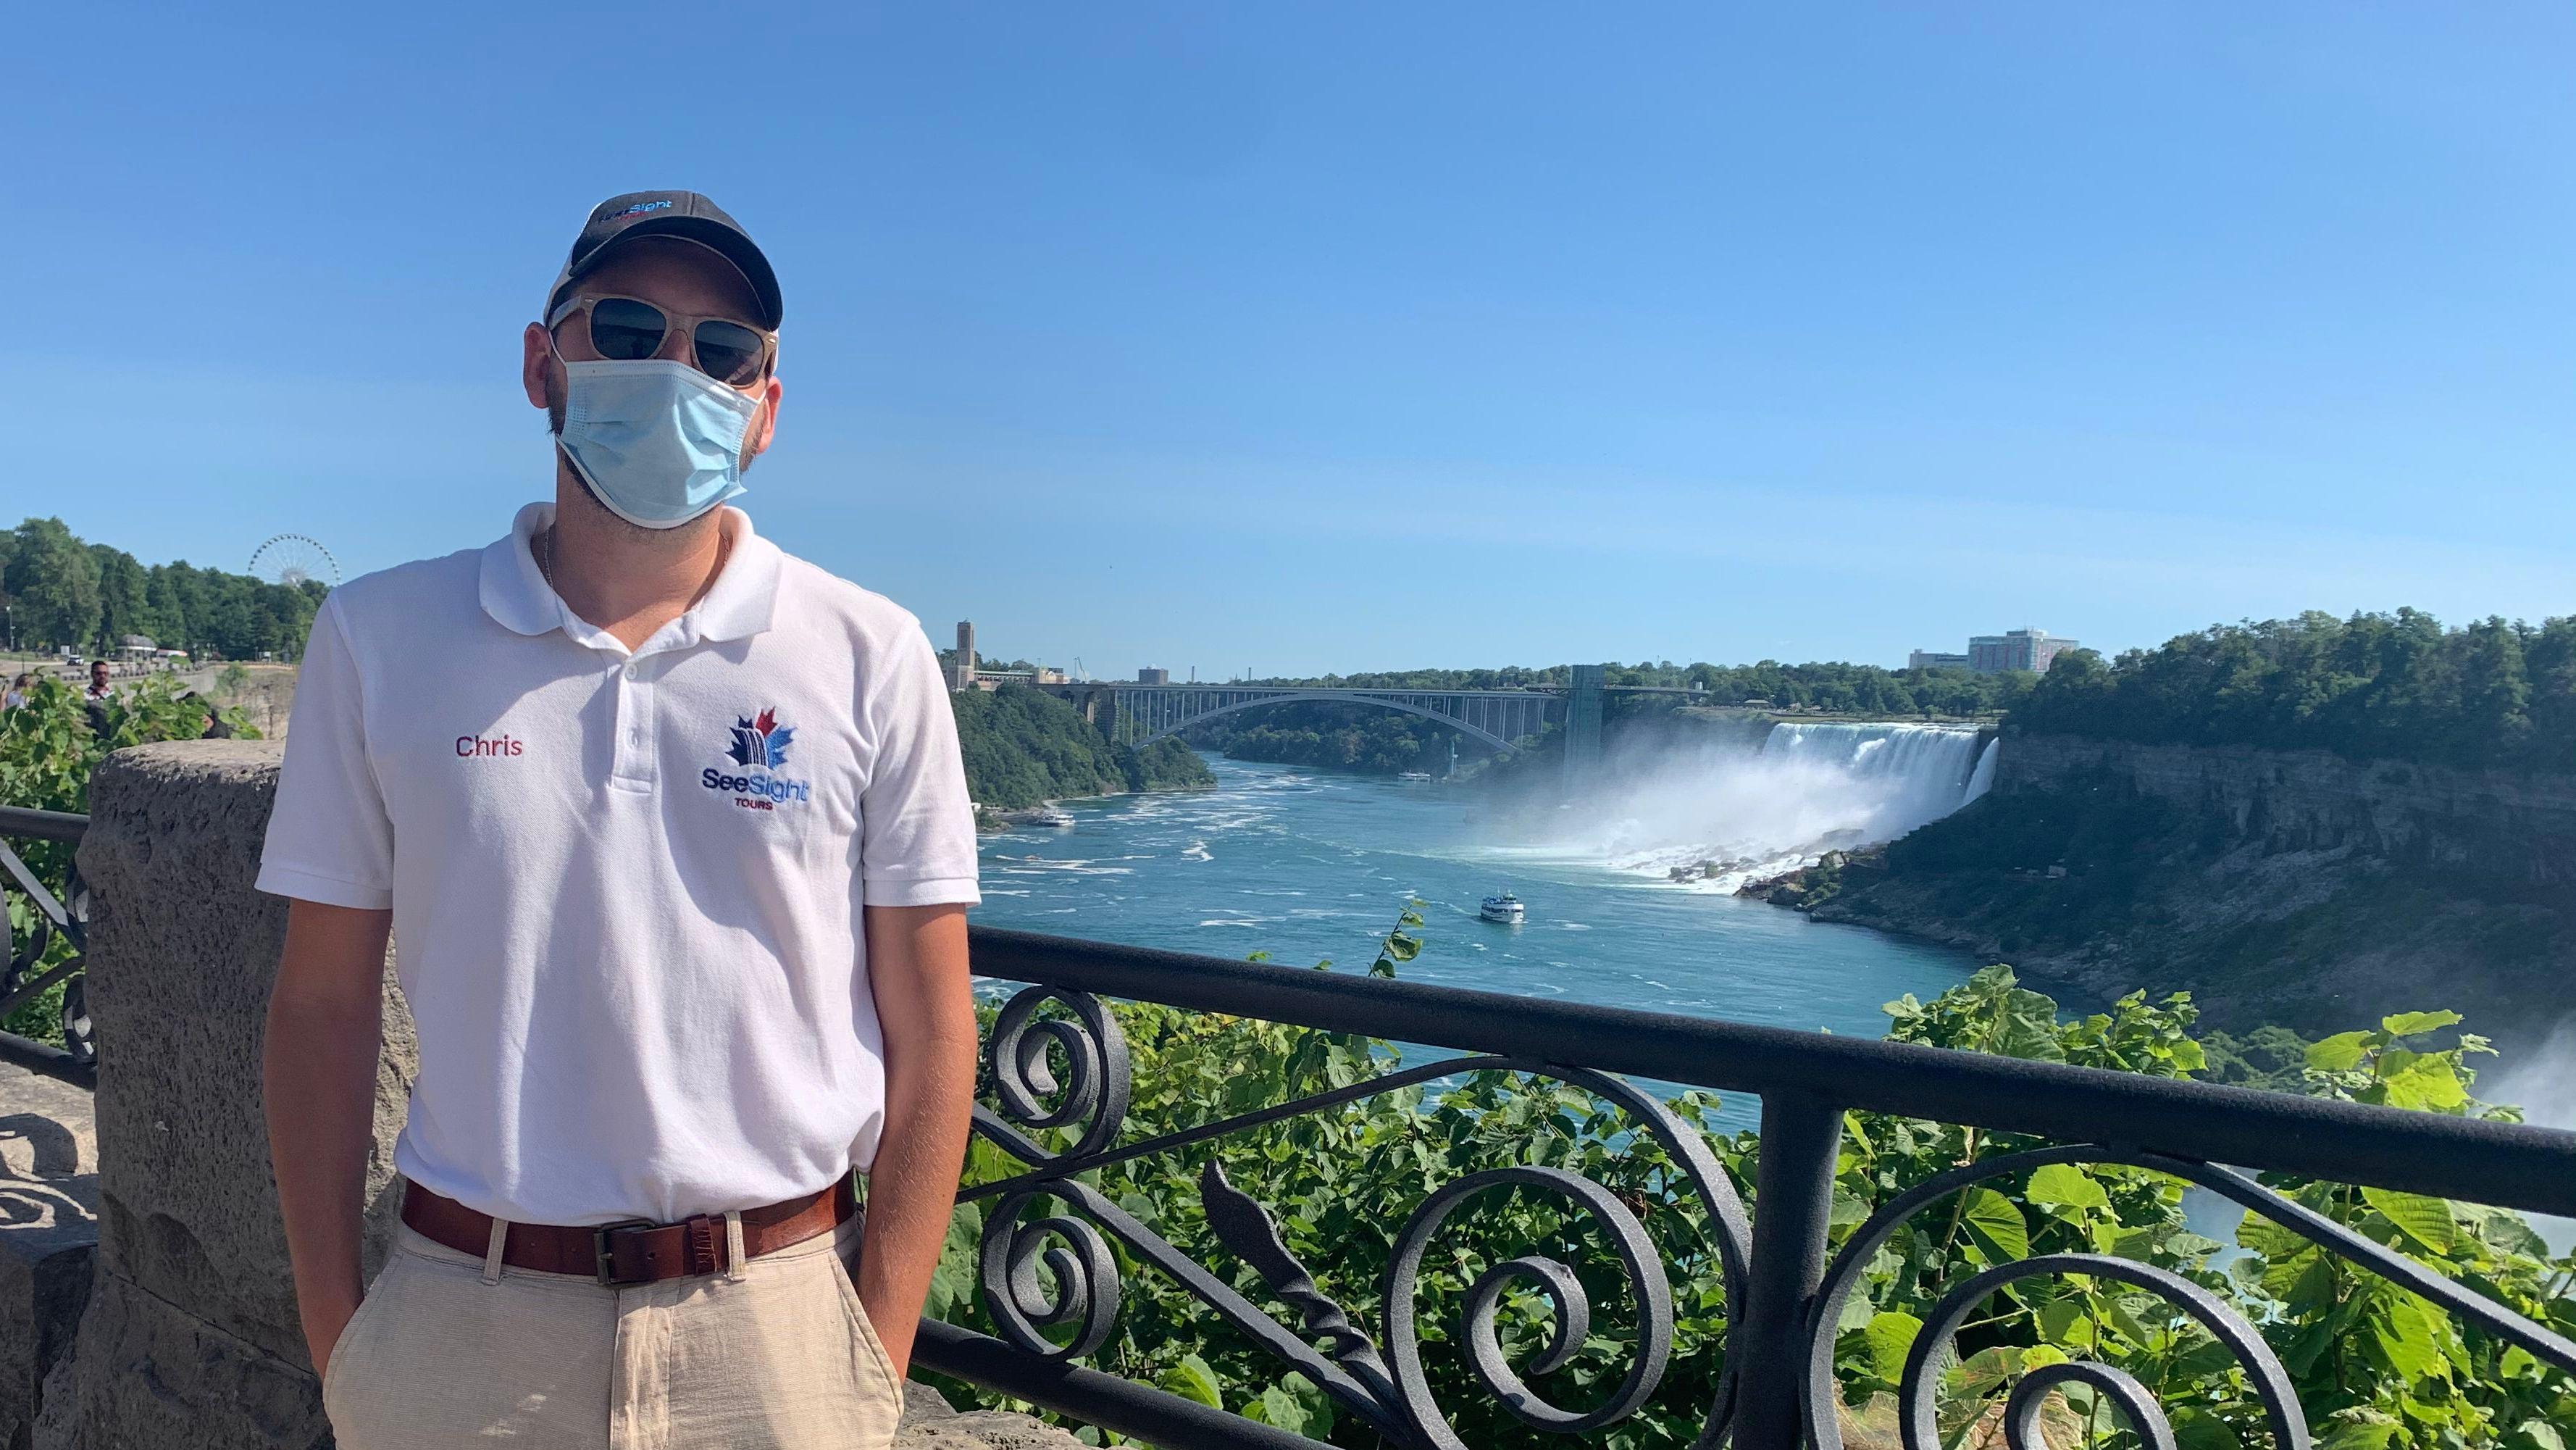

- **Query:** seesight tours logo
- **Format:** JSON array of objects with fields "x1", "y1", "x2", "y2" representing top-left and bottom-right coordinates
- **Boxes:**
[{"x1": 703, "y1": 707, "x2": 811, "y2": 810}]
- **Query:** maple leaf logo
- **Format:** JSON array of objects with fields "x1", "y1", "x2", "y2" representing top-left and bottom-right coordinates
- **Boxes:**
[{"x1": 725, "y1": 707, "x2": 795, "y2": 770}]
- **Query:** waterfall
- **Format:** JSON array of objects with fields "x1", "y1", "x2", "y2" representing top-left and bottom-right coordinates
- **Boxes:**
[
  {"x1": 1760, "y1": 722, "x2": 1992, "y2": 837},
  {"x1": 1537, "y1": 720, "x2": 2004, "y2": 888},
  {"x1": 1964, "y1": 738, "x2": 1999, "y2": 803}
]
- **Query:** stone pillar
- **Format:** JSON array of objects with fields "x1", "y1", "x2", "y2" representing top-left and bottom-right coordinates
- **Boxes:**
[{"x1": 51, "y1": 741, "x2": 414, "y2": 1450}]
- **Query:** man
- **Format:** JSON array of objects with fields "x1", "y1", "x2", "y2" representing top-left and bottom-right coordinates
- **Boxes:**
[
  {"x1": 83, "y1": 659, "x2": 115, "y2": 736},
  {"x1": 260, "y1": 191, "x2": 979, "y2": 1449}
]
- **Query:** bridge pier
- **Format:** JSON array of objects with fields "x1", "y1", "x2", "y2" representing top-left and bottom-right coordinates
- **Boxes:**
[{"x1": 1562, "y1": 664, "x2": 1605, "y2": 792}]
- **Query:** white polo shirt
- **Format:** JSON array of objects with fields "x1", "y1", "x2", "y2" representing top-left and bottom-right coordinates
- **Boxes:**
[{"x1": 257, "y1": 503, "x2": 979, "y2": 1226}]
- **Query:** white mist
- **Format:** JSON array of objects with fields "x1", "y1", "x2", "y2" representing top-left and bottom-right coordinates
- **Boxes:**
[{"x1": 1508, "y1": 721, "x2": 1994, "y2": 890}]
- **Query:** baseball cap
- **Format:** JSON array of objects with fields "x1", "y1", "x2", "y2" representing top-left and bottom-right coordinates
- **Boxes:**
[{"x1": 544, "y1": 191, "x2": 782, "y2": 330}]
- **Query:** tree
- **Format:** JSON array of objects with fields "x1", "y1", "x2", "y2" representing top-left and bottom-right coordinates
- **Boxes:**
[
  {"x1": 3, "y1": 519, "x2": 101, "y2": 653},
  {"x1": 0, "y1": 523, "x2": 325, "y2": 662},
  {"x1": 2007, "y1": 611, "x2": 2576, "y2": 771},
  {"x1": 144, "y1": 566, "x2": 193, "y2": 660},
  {"x1": 2453, "y1": 617, "x2": 2533, "y2": 765},
  {"x1": 90, "y1": 544, "x2": 154, "y2": 654}
]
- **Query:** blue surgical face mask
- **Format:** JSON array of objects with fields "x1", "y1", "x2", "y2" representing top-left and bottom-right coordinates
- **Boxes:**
[{"x1": 552, "y1": 355, "x2": 760, "y2": 529}]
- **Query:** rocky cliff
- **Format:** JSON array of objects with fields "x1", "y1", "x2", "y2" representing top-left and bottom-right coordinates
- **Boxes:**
[
  {"x1": 1999, "y1": 733, "x2": 2576, "y2": 886},
  {"x1": 1797, "y1": 732, "x2": 2576, "y2": 1051}
]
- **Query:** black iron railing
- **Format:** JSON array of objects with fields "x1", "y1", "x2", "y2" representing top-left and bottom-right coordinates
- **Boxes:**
[
  {"x1": 10, "y1": 805, "x2": 2574, "y2": 1446},
  {"x1": 0, "y1": 804, "x2": 95, "y2": 1085},
  {"x1": 942, "y1": 931, "x2": 2576, "y2": 1449}
]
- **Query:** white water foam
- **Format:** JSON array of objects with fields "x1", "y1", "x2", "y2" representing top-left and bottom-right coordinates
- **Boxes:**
[{"x1": 1521, "y1": 721, "x2": 1996, "y2": 889}]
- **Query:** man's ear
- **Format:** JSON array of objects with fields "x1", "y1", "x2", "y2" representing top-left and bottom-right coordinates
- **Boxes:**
[{"x1": 522, "y1": 322, "x2": 556, "y2": 410}]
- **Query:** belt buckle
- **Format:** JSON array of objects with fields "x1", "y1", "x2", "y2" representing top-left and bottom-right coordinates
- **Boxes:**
[{"x1": 592, "y1": 1219, "x2": 657, "y2": 1287}]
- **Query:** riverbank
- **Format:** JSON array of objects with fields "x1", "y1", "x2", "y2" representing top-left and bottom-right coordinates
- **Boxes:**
[
  {"x1": 1739, "y1": 735, "x2": 2576, "y2": 1055},
  {"x1": 955, "y1": 683, "x2": 1213, "y2": 809}
]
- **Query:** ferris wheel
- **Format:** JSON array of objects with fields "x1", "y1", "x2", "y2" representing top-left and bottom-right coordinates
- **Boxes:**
[{"x1": 248, "y1": 533, "x2": 342, "y2": 589}]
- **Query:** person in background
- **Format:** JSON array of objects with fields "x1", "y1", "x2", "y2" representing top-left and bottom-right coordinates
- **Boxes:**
[
  {"x1": 1, "y1": 673, "x2": 30, "y2": 709},
  {"x1": 83, "y1": 660, "x2": 116, "y2": 736},
  {"x1": 258, "y1": 191, "x2": 977, "y2": 1449}
]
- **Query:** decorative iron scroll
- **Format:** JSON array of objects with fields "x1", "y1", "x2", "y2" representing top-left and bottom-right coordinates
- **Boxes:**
[
  {"x1": 1801, "y1": 1144, "x2": 2576, "y2": 1449},
  {"x1": 979, "y1": 1188, "x2": 1121, "y2": 1359},
  {"x1": 1898, "y1": 1254, "x2": 2300, "y2": 1450},
  {"x1": 975, "y1": 986, "x2": 1128, "y2": 1164},
  {"x1": 0, "y1": 836, "x2": 90, "y2": 1066},
  {"x1": 965, "y1": 985, "x2": 1752, "y2": 1447},
  {"x1": 1382, "y1": 1165, "x2": 1672, "y2": 1447}
]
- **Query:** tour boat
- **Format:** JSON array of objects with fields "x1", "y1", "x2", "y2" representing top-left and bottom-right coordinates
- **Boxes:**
[
  {"x1": 1397, "y1": 771, "x2": 1433, "y2": 783},
  {"x1": 1031, "y1": 807, "x2": 1075, "y2": 827},
  {"x1": 1479, "y1": 893, "x2": 1526, "y2": 924}
]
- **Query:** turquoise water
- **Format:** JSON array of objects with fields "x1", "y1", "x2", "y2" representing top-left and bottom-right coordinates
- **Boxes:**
[{"x1": 971, "y1": 753, "x2": 1979, "y2": 1049}]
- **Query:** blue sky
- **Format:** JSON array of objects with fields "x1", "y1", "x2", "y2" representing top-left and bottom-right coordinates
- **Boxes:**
[{"x1": 17, "y1": 4, "x2": 2574, "y2": 678}]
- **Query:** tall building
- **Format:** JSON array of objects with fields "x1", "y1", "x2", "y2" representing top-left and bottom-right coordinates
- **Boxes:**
[
  {"x1": 952, "y1": 621, "x2": 977, "y2": 691},
  {"x1": 1968, "y1": 628, "x2": 2076, "y2": 674},
  {"x1": 1907, "y1": 650, "x2": 1970, "y2": 672},
  {"x1": 1137, "y1": 667, "x2": 1171, "y2": 686}
]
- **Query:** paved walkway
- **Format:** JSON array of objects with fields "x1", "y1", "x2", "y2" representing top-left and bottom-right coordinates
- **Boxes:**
[
  {"x1": 0, "y1": 1061, "x2": 93, "y2": 1259},
  {"x1": 0, "y1": 1057, "x2": 96, "y2": 1449}
]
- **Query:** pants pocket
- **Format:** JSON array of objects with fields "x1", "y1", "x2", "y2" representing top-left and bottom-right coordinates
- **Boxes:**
[
  {"x1": 319, "y1": 1257, "x2": 400, "y2": 1422},
  {"x1": 829, "y1": 1248, "x2": 904, "y2": 1407}
]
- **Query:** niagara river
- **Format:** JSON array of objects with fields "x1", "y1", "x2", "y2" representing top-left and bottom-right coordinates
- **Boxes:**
[{"x1": 971, "y1": 722, "x2": 2017, "y2": 1064}]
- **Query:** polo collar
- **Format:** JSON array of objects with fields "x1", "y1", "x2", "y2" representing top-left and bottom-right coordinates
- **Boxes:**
[{"x1": 479, "y1": 503, "x2": 783, "y2": 646}]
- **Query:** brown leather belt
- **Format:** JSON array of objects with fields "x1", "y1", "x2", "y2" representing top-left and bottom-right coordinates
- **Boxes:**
[{"x1": 401, "y1": 1179, "x2": 857, "y2": 1286}]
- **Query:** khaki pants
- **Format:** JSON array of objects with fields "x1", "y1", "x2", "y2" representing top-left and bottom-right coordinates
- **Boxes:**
[{"x1": 323, "y1": 1214, "x2": 904, "y2": 1449}]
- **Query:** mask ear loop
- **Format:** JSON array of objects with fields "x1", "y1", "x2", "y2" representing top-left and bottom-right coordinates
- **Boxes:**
[{"x1": 541, "y1": 329, "x2": 611, "y2": 501}]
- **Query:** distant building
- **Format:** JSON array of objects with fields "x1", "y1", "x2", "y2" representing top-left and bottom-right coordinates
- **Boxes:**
[
  {"x1": 1907, "y1": 650, "x2": 1970, "y2": 672},
  {"x1": 1137, "y1": 667, "x2": 1170, "y2": 686},
  {"x1": 1968, "y1": 628, "x2": 2077, "y2": 675},
  {"x1": 951, "y1": 621, "x2": 977, "y2": 691}
]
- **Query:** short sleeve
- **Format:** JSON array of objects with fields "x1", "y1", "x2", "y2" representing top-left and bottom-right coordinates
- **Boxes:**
[
  {"x1": 857, "y1": 624, "x2": 981, "y2": 908},
  {"x1": 256, "y1": 599, "x2": 396, "y2": 909}
]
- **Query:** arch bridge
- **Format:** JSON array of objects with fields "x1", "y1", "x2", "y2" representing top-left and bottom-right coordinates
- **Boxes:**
[{"x1": 1042, "y1": 684, "x2": 1561, "y2": 756}]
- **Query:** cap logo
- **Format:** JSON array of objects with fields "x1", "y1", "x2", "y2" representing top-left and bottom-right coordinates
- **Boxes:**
[{"x1": 608, "y1": 199, "x2": 672, "y2": 221}]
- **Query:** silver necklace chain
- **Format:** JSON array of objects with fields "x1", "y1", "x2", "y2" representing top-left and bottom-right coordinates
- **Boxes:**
[{"x1": 536, "y1": 523, "x2": 732, "y2": 605}]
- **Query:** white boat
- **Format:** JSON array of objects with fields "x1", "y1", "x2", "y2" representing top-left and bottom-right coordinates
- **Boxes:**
[
  {"x1": 1396, "y1": 771, "x2": 1433, "y2": 783},
  {"x1": 1479, "y1": 893, "x2": 1526, "y2": 924},
  {"x1": 1030, "y1": 808, "x2": 1075, "y2": 828}
]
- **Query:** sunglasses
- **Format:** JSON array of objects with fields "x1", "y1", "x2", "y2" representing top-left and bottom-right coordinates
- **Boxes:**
[{"x1": 548, "y1": 295, "x2": 776, "y2": 387}]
